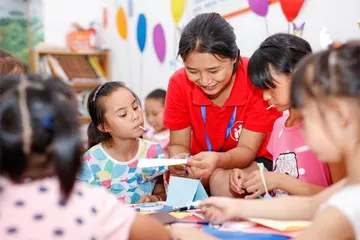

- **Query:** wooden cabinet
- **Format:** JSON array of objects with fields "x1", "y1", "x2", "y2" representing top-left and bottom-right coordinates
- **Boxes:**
[{"x1": 30, "y1": 49, "x2": 111, "y2": 125}]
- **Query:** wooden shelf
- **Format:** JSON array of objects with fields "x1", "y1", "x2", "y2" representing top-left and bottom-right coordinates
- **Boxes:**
[
  {"x1": 30, "y1": 48, "x2": 111, "y2": 125},
  {"x1": 33, "y1": 49, "x2": 109, "y2": 56},
  {"x1": 71, "y1": 82, "x2": 102, "y2": 90},
  {"x1": 78, "y1": 116, "x2": 91, "y2": 124}
]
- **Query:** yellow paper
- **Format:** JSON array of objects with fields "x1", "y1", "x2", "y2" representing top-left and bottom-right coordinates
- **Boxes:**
[
  {"x1": 169, "y1": 212, "x2": 192, "y2": 219},
  {"x1": 248, "y1": 218, "x2": 311, "y2": 232}
]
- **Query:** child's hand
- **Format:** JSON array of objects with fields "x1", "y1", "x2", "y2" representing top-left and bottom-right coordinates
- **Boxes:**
[
  {"x1": 229, "y1": 168, "x2": 247, "y2": 194},
  {"x1": 198, "y1": 197, "x2": 238, "y2": 225},
  {"x1": 137, "y1": 195, "x2": 162, "y2": 203},
  {"x1": 243, "y1": 170, "x2": 275, "y2": 199}
]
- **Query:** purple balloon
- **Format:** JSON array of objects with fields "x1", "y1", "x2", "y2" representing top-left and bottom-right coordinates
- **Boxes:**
[
  {"x1": 248, "y1": 0, "x2": 269, "y2": 17},
  {"x1": 153, "y1": 24, "x2": 166, "y2": 63}
]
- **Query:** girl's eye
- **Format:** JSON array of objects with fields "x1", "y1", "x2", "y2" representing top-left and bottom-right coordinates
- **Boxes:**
[
  {"x1": 120, "y1": 113, "x2": 127, "y2": 118},
  {"x1": 209, "y1": 70, "x2": 219, "y2": 74}
]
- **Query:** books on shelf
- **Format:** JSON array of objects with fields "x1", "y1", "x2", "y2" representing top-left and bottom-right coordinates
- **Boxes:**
[
  {"x1": 47, "y1": 55, "x2": 70, "y2": 83},
  {"x1": 87, "y1": 56, "x2": 106, "y2": 79},
  {"x1": 38, "y1": 54, "x2": 107, "y2": 84}
]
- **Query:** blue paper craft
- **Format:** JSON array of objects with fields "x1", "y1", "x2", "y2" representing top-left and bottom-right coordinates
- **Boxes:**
[
  {"x1": 201, "y1": 225, "x2": 290, "y2": 240},
  {"x1": 166, "y1": 176, "x2": 208, "y2": 207}
]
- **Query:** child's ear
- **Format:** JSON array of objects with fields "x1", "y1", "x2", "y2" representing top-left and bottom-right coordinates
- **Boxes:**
[
  {"x1": 97, "y1": 123, "x2": 110, "y2": 133},
  {"x1": 331, "y1": 99, "x2": 352, "y2": 128}
]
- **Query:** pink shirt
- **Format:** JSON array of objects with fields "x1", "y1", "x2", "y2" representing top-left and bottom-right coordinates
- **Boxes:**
[
  {"x1": 267, "y1": 115, "x2": 332, "y2": 197},
  {"x1": 147, "y1": 130, "x2": 170, "y2": 156},
  {"x1": 0, "y1": 177, "x2": 136, "y2": 240}
]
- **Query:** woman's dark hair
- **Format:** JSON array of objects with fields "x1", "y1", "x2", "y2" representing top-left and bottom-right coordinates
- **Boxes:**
[
  {"x1": 248, "y1": 33, "x2": 312, "y2": 90},
  {"x1": 87, "y1": 81, "x2": 140, "y2": 148},
  {"x1": 0, "y1": 48, "x2": 28, "y2": 76},
  {"x1": 178, "y1": 12, "x2": 240, "y2": 74},
  {"x1": 291, "y1": 42, "x2": 360, "y2": 109},
  {"x1": 0, "y1": 74, "x2": 82, "y2": 200},
  {"x1": 146, "y1": 89, "x2": 166, "y2": 105}
]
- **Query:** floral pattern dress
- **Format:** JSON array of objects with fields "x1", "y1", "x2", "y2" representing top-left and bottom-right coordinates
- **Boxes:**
[{"x1": 78, "y1": 138, "x2": 167, "y2": 204}]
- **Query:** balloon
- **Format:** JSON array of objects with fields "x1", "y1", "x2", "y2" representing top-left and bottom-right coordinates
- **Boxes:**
[
  {"x1": 248, "y1": 0, "x2": 269, "y2": 17},
  {"x1": 153, "y1": 24, "x2": 166, "y2": 63},
  {"x1": 116, "y1": 7, "x2": 127, "y2": 39},
  {"x1": 137, "y1": 14, "x2": 147, "y2": 53},
  {"x1": 279, "y1": 0, "x2": 305, "y2": 22},
  {"x1": 171, "y1": 0, "x2": 185, "y2": 24}
]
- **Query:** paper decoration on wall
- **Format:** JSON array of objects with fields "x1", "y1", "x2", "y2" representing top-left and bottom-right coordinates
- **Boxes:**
[
  {"x1": 292, "y1": 22, "x2": 305, "y2": 37},
  {"x1": 137, "y1": 14, "x2": 147, "y2": 52},
  {"x1": 171, "y1": 0, "x2": 185, "y2": 25},
  {"x1": 116, "y1": 7, "x2": 127, "y2": 39},
  {"x1": 128, "y1": 0, "x2": 134, "y2": 18},
  {"x1": 279, "y1": 0, "x2": 305, "y2": 22},
  {"x1": 248, "y1": 0, "x2": 269, "y2": 36},
  {"x1": 103, "y1": 8, "x2": 108, "y2": 29},
  {"x1": 319, "y1": 27, "x2": 333, "y2": 50},
  {"x1": 248, "y1": 0, "x2": 268, "y2": 16},
  {"x1": 153, "y1": 24, "x2": 166, "y2": 63}
]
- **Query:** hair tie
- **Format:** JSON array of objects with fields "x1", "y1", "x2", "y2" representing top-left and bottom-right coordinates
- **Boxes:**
[{"x1": 41, "y1": 115, "x2": 54, "y2": 130}]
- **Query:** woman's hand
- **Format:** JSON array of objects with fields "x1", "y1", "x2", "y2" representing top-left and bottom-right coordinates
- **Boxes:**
[
  {"x1": 198, "y1": 197, "x2": 239, "y2": 225},
  {"x1": 187, "y1": 152, "x2": 220, "y2": 178},
  {"x1": 168, "y1": 152, "x2": 190, "y2": 177},
  {"x1": 230, "y1": 168, "x2": 247, "y2": 194}
]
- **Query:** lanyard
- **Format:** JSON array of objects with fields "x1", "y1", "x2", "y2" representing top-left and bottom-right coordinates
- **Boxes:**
[{"x1": 201, "y1": 106, "x2": 237, "y2": 152}]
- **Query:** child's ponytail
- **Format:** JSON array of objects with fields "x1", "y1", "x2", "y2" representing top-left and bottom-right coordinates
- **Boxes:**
[{"x1": 0, "y1": 74, "x2": 82, "y2": 200}]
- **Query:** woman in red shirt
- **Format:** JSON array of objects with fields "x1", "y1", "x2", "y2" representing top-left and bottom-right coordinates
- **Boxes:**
[{"x1": 163, "y1": 13, "x2": 280, "y2": 192}]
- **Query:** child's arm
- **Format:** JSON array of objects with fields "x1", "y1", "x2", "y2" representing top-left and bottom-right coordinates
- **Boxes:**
[
  {"x1": 243, "y1": 171, "x2": 325, "y2": 199},
  {"x1": 129, "y1": 214, "x2": 171, "y2": 240},
  {"x1": 199, "y1": 179, "x2": 346, "y2": 224},
  {"x1": 328, "y1": 161, "x2": 346, "y2": 183},
  {"x1": 294, "y1": 207, "x2": 354, "y2": 240}
]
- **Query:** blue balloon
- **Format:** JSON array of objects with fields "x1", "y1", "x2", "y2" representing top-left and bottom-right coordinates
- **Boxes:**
[{"x1": 137, "y1": 14, "x2": 147, "y2": 53}]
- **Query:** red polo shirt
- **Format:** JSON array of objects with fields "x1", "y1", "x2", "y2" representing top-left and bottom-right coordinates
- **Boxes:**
[{"x1": 163, "y1": 57, "x2": 281, "y2": 160}]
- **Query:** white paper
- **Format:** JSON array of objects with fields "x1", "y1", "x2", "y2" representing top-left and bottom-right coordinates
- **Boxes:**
[{"x1": 138, "y1": 158, "x2": 188, "y2": 168}]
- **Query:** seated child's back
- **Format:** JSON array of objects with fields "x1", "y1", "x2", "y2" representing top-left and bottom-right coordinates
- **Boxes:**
[{"x1": 0, "y1": 75, "x2": 169, "y2": 240}]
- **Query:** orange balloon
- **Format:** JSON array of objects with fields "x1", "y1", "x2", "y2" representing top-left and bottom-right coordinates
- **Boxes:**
[{"x1": 116, "y1": 7, "x2": 127, "y2": 39}]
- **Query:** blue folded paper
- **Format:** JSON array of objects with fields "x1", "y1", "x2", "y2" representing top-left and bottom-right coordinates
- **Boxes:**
[
  {"x1": 201, "y1": 225, "x2": 290, "y2": 240},
  {"x1": 166, "y1": 176, "x2": 208, "y2": 207}
]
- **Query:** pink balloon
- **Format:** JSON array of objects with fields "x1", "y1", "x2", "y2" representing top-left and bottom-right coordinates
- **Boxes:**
[
  {"x1": 153, "y1": 24, "x2": 166, "y2": 63},
  {"x1": 248, "y1": 0, "x2": 269, "y2": 17}
]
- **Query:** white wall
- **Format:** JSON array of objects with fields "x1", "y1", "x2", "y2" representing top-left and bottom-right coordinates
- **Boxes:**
[
  {"x1": 227, "y1": 0, "x2": 360, "y2": 57},
  {"x1": 43, "y1": 0, "x2": 103, "y2": 46},
  {"x1": 43, "y1": 0, "x2": 360, "y2": 100}
]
